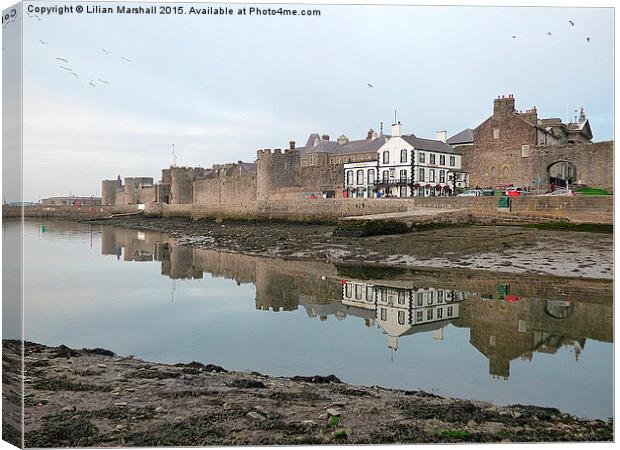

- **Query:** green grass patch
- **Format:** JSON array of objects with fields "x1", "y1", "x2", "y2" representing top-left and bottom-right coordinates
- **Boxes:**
[
  {"x1": 576, "y1": 187, "x2": 611, "y2": 195},
  {"x1": 521, "y1": 222, "x2": 612, "y2": 233},
  {"x1": 328, "y1": 416, "x2": 340, "y2": 428}
]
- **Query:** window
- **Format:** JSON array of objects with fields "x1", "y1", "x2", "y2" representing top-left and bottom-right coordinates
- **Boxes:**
[
  {"x1": 398, "y1": 310, "x2": 406, "y2": 325},
  {"x1": 437, "y1": 308, "x2": 443, "y2": 319},
  {"x1": 366, "y1": 288, "x2": 374, "y2": 302},
  {"x1": 382, "y1": 170, "x2": 389, "y2": 182},
  {"x1": 439, "y1": 170, "x2": 445, "y2": 183},
  {"x1": 449, "y1": 156, "x2": 455, "y2": 166},
  {"x1": 493, "y1": 128, "x2": 500, "y2": 139},
  {"x1": 346, "y1": 171, "x2": 353, "y2": 186},
  {"x1": 427, "y1": 293, "x2": 433, "y2": 305},
  {"x1": 416, "y1": 311, "x2": 423, "y2": 322},
  {"x1": 380, "y1": 308, "x2": 387, "y2": 321},
  {"x1": 400, "y1": 169, "x2": 407, "y2": 181},
  {"x1": 382, "y1": 151, "x2": 389, "y2": 164},
  {"x1": 430, "y1": 154, "x2": 436, "y2": 164},
  {"x1": 521, "y1": 144, "x2": 530, "y2": 158},
  {"x1": 429, "y1": 169, "x2": 435, "y2": 182},
  {"x1": 447, "y1": 306, "x2": 453, "y2": 317},
  {"x1": 400, "y1": 149, "x2": 408, "y2": 163},
  {"x1": 416, "y1": 293, "x2": 424, "y2": 306},
  {"x1": 345, "y1": 283, "x2": 352, "y2": 298},
  {"x1": 368, "y1": 169, "x2": 375, "y2": 184},
  {"x1": 356, "y1": 170, "x2": 364, "y2": 185},
  {"x1": 398, "y1": 291, "x2": 406, "y2": 304},
  {"x1": 419, "y1": 152, "x2": 425, "y2": 163},
  {"x1": 440, "y1": 155, "x2": 445, "y2": 165},
  {"x1": 418, "y1": 168, "x2": 425, "y2": 182},
  {"x1": 355, "y1": 284, "x2": 362, "y2": 300},
  {"x1": 437, "y1": 291, "x2": 444, "y2": 302},
  {"x1": 427, "y1": 309, "x2": 434, "y2": 320}
]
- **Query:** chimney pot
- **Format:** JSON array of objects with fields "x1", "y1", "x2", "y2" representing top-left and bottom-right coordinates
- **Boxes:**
[
  {"x1": 436, "y1": 130, "x2": 447, "y2": 143},
  {"x1": 289, "y1": 140, "x2": 296, "y2": 150},
  {"x1": 321, "y1": 134, "x2": 330, "y2": 141}
]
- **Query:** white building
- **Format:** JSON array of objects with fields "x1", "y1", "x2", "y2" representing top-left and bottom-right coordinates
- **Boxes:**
[{"x1": 344, "y1": 122, "x2": 467, "y2": 197}]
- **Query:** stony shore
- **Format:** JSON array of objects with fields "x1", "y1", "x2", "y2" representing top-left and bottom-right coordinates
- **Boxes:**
[
  {"x1": 87, "y1": 216, "x2": 613, "y2": 280},
  {"x1": 3, "y1": 340, "x2": 612, "y2": 446}
]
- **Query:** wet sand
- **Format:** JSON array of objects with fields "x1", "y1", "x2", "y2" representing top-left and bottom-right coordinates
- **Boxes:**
[
  {"x1": 90, "y1": 216, "x2": 613, "y2": 280},
  {"x1": 6, "y1": 341, "x2": 612, "y2": 446}
]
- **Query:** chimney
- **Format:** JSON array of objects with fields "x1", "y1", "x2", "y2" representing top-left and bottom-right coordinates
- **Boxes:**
[
  {"x1": 366, "y1": 129, "x2": 375, "y2": 140},
  {"x1": 289, "y1": 140, "x2": 296, "y2": 150},
  {"x1": 337, "y1": 134, "x2": 349, "y2": 145},
  {"x1": 391, "y1": 121, "x2": 402, "y2": 137},
  {"x1": 321, "y1": 134, "x2": 330, "y2": 141},
  {"x1": 436, "y1": 130, "x2": 447, "y2": 143},
  {"x1": 493, "y1": 94, "x2": 516, "y2": 116}
]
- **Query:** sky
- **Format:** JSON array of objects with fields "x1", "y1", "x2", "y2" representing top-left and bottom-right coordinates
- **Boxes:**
[{"x1": 2, "y1": 1, "x2": 615, "y2": 201}]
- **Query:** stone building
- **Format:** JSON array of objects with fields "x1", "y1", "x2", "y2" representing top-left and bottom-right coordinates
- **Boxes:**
[
  {"x1": 461, "y1": 95, "x2": 612, "y2": 191},
  {"x1": 101, "y1": 176, "x2": 154, "y2": 206},
  {"x1": 42, "y1": 196, "x2": 102, "y2": 206}
]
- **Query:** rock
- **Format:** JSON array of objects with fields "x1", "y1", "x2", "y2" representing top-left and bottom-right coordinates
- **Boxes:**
[
  {"x1": 114, "y1": 402, "x2": 128, "y2": 407},
  {"x1": 512, "y1": 411, "x2": 522, "y2": 419},
  {"x1": 115, "y1": 425, "x2": 124, "y2": 431},
  {"x1": 301, "y1": 420, "x2": 315, "y2": 426},
  {"x1": 318, "y1": 413, "x2": 327, "y2": 420},
  {"x1": 247, "y1": 411, "x2": 265, "y2": 421},
  {"x1": 155, "y1": 406, "x2": 164, "y2": 413},
  {"x1": 326, "y1": 408, "x2": 341, "y2": 417},
  {"x1": 62, "y1": 406, "x2": 74, "y2": 412},
  {"x1": 467, "y1": 419, "x2": 477, "y2": 428},
  {"x1": 97, "y1": 364, "x2": 107, "y2": 369},
  {"x1": 253, "y1": 405, "x2": 269, "y2": 416}
]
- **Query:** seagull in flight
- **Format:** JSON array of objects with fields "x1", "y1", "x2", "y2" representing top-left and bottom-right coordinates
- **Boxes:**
[
  {"x1": 58, "y1": 66, "x2": 72, "y2": 71},
  {"x1": 546, "y1": 32, "x2": 552, "y2": 37},
  {"x1": 39, "y1": 40, "x2": 48, "y2": 45},
  {"x1": 586, "y1": 37, "x2": 591, "y2": 43},
  {"x1": 511, "y1": 35, "x2": 517, "y2": 39},
  {"x1": 97, "y1": 78, "x2": 109, "y2": 85},
  {"x1": 102, "y1": 48, "x2": 111, "y2": 55},
  {"x1": 71, "y1": 72, "x2": 79, "y2": 78},
  {"x1": 56, "y1": 57, "x2": 69, "y2": 63},
  {"x1": 367, "y1": 83, "x2": 374, "y2": 88},
  {"x1": 88, "y1": 80, "x2": 96, "y2": 87},
  {"x1": 120, "y1": 56, "x2": 132, "y2": 62},
  {"x1": 569, "y1": 20, "x2": 575, "y2": 26}
]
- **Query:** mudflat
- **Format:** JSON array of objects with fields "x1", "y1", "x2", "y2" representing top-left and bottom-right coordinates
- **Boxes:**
[{"x1": 89, "y1": 216, "x2": 613, "y2": 280}]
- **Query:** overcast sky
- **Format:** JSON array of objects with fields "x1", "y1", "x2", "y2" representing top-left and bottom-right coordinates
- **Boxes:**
[{"x1": 4, "y1": 2, "x2": 615, "y2": 201}]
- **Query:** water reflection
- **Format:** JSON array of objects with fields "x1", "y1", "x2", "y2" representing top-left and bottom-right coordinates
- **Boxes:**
[{"x1": 20, "y1": 220, "x2": 614, "y2": 418}]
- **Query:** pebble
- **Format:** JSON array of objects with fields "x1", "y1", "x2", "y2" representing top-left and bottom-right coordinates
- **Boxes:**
[
  {"x1": 114, "y1": 402, "x2": 128, "y2": 407},
  {"x1": 155, "y1": 407, "x2": 164, "y2": 413},
  {"x1": 97, "y1": 364, "x2": 107, "y2": 369},
  {"x1": 326, "y1": 408, "x2": 341, "y2": 417},
  {"x1": 247, "y1": 412, "x2": 265, "y2": 421},
  {"x1": 62, "y1": 406, "x2": 74, "y2": 412},
  {"x1": 512, "y1": 411, "x2": 522, "y2": 419},
  {"x1": 467, "y1": 419, "x2": 477, "y2": 428},
  {"x1": 115, "y1": 425, "x2": 124, "y2": 431},
  {"x1": 301, "y1": 420, "x2": 315, "y2": 426}
]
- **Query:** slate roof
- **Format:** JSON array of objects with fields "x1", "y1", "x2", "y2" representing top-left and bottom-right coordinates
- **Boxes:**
[
  {"x1": 333, "y1": 137, "x2": 388, "y2": 155},
  {"x1": 446, "y1": 128, "x2": 474, "y2": 145},
  {"x1": 240, "y1": 162, "x2": 257, "y2": 174},
  {"x1": 401, "y1": 134, "x2": 463, "y2": 155}
]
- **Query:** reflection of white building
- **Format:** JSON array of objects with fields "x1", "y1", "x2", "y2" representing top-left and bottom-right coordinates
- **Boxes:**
[{"x1": 342, "y1": 281, "x2": 466, "y2": 350}]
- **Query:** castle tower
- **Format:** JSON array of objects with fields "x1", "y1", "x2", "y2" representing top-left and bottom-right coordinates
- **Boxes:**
[
  {"x1": 102, "y1": 179, "x2": 122, "y2": 206},
  {"x1": 256, "y1": 148, "x2": 301, "y2": 201},
  {"x1": 170, "y1": 167, "x2": 205, "y2": 204}
]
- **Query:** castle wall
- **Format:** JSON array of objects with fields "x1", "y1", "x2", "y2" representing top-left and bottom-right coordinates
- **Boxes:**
[
  {"x1": 102, "y1": 179, "x2": 122, "y2": 206},
  {"x1": 171, "y1": 167, "x2": 204, "y2": 204},
  {"x1": 256, "y1": 149, "x2": 301, "y2": 201}
]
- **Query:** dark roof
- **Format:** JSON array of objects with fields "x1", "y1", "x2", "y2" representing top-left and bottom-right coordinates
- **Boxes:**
[
  {"x1": 305, "y1": 133, "x2": 321, "y2": 147},
  {"x1": 446, "y1": 128, "x2": 474, "y2": 145},
  {"x1": 401, "y1": 134, "x2": 463, "y2": 155},
  {"x1": 333, "y1": 137, "x2": 388, "y2": 155},
  {"x1": 240, "y1": 162, "x2": 257, "y2": 174}
]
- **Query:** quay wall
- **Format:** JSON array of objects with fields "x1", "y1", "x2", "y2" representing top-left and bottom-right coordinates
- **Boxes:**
[{"x1": 2, "y1": 205, "x2": 140, "y2": 220}]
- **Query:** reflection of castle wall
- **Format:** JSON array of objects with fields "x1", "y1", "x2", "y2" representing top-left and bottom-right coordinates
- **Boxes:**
[
  {"x1": 452, "y1": 296, "x2": 613, "y2": 379},
  {"x1": 161, "y1": 243, "x2": 203, "y2": 280}
]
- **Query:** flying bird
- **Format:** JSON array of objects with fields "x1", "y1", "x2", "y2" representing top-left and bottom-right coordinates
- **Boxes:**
[
  {"x1": 58, "y1": 66, "x2": 72, "y2": 71},
  {"x1": 586, "y1": 37, "x2": 591, "y2": 43},
  {"x1": 97, "y1": 78, "x2": 109, "y2": 84},
  {"x1": 39, "y1": 40, "x2": 48, "y2": 45},
  {"x1": 546, "y1": 32, "x2": 552, "y2": 37},
  {"x1": 511, "y1": 35, "x2": 517, "y2": 39},
  {"x1": 120, "y1": 56, "x2": 132, "y2": 62},
  {"x1": 102, "y1": 48, "x2": 111, "y2": 55},
  {"x1": 88, "y1": 80, "x2": 96, "y2": 87},
  {"x1": 367, "y1": 83, "x2": 374, "y2": 88},
  {"x1": 569, "y1": 20, "x2": 575, "y2": 26},
  {"x1": 56, "y1": 57, "x2": 69, "y2": 63},
  {"x1": 71, "y1": 72, "x2": 79, "y2": 78}
]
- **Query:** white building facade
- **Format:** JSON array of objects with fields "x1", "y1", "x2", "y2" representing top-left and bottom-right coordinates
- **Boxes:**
[{"x1": 344, "y1": 122, "x2": 467, "y2": 198}]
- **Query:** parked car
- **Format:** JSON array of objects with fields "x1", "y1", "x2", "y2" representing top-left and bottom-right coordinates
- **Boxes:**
[
  {"x1": 543, "y1": 188, "x2": 577, "y2": 196},
  {"x1": 457, "y1": 189, "x2": 483, "y2": 197},
  {"x1": 506, "y1": 187, "x2": 528, "y2": 197}
]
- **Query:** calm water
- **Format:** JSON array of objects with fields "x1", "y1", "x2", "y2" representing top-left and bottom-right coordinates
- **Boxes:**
[{"x1": 11, "y1": 220, "x2": 614, "y2": 419}]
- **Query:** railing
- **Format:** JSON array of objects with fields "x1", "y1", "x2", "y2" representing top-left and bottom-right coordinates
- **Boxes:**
[{"x1": 374, "y1": 178, "x2": 413, "y2": 187}]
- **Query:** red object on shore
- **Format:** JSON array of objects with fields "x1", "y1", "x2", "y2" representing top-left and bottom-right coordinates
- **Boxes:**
[
  {"x1": 504, "y1": 295, "x2": 520, "y2": 302},
  {"x1": 507, "y1": 190, "x2": 521, "y2": 197}
]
